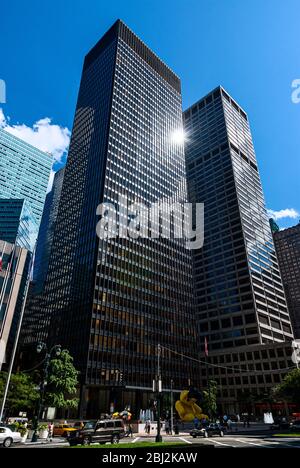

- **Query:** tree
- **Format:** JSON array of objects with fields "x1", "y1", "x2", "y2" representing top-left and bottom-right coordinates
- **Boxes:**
[
  {"x1": 0, "y1": 372, "x2": 39, "y2": 414},
  {"x1": 273, "y1": 369, "x2": 300, "y2": 406},
  {"x1": 202, "y1": 380, "x2": 218, "y2": 417},
  {"x1": 237, "y1": 389, "x2": 257, "y2": 414},
  {"x1": 44, "y1": 349, "x2": 79, "y2": 409}
]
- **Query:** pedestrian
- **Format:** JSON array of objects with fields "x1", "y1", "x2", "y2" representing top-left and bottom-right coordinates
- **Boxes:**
[
  {"x1": 174, "y1": 419, "x2": 179, "y2": 435},
  {"x1": 47, "y1": 422, "x2": 54, "y2": 442},
  {"x1": 127, "y1": 423, "x2": 133, "y2": 438},
  {"x1": 145, "y1": 419, "x2": 151, "y2": 434},
  {"x1": 165, "y1": 419, "x2": 170, "y2": 435},
  {"x1": 227, "y1": 418, "x2": 232, "y2": 432}
]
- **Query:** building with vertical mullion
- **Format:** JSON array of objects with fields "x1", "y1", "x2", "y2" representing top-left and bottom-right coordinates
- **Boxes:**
[
  {"x1": 39, "y1": 20, "x2": 198, "y2": 417},
  {"x1": 273, "y1": 223, "x2": 300, "y2": 339},
  {"x1": 184, "y1": 86, "x2": 293, "y2": 352}
]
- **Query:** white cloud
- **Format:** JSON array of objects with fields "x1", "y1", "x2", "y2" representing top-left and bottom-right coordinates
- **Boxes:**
[
  {"x1": 0, "y1": 108, "x2": 70, "y2": 164},
  {"x1": 268, "y1": 208, "x2": 300, "y2": 220}
]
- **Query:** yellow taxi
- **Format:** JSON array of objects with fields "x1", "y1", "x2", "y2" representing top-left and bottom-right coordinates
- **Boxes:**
[{"x1": 53, "y1": 423, "x2": 77, "y2": 438}]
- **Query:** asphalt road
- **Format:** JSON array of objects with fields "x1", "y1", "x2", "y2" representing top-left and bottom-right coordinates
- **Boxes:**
[{"x1": 10, "y1": 433, "x2": 300, "y2": 449}]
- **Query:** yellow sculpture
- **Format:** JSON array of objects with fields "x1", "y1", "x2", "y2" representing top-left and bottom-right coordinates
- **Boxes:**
[{"x1": 175, "y1": 389, "x2": 208, "y2": 422}]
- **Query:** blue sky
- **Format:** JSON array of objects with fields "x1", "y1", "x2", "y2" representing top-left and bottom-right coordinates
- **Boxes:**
[{"x1": 1, "y1": 0, "x2": 299, "y2": 228}]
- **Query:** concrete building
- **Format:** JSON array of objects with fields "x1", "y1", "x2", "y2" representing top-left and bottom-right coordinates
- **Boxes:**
[{"x1": 0, "y1": 240, "x2": 30, "y2": 369}]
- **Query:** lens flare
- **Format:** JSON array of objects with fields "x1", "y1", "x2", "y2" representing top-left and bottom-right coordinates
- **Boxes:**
[{"x1": 170, "y1": 128, "x2": 186, "y2": 145}]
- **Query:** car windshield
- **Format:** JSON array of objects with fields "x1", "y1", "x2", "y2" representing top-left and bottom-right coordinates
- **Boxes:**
[{"x1": 84, "y1": 421, "x2": 96, "y2": 430}]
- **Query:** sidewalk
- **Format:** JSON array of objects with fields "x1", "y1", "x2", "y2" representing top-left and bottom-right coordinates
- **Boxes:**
[
  {"x1": 24, "y1": 437, "x2": 67, "y2": 446},
  {"x1": 135, "y1": 422, "x2": 271, "y2": 437}
]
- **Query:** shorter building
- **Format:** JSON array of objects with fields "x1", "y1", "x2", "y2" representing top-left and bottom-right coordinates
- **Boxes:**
[
  {"x1": 200, "y1": 341, "x2": 296, "y2": 417},
  {"x1": 0, "y1": 198, "x2": 38, "y2": 252},
  {"x1": 0, "y1": 239, "x2": 30, "y2": 369},
  {"x1": 273, "y1": 223, "x2": 300, "y2": 338}
]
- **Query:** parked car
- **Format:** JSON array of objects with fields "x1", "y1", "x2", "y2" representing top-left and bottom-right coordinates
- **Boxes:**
[
  {"x1": 0, "y1": 427, "x2": 22, "y2": 447},
  {"x1": 53, "y1": 423, "x2": 77, "y2": 438},
  {"x1": 270, "y1": 418, "x2": 290, "y2": 430},
  {"x1": 68, "y1": 419, "x2": 125, "y2": 446},
  {"x1": 190, "y1": 423, "x2": 225, "y2": 438},
  {"x1": 290, "y1": 420, "x2": 300, "y2": 431}
]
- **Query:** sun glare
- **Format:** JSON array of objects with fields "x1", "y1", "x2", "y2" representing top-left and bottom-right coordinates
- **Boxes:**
[{"x1": 171, "y1": 128, "x2": 186, "y2": 145}]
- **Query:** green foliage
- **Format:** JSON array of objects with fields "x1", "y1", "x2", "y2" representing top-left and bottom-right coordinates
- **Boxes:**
[
  {"x1": 38, "y1": 423, "x2": 48, "y2": 430},
  {"x1": 0, "y1": 372, "x2": 39, "y2": 413},
  {"x1": 202, "y1": 380, "x2": 218, "y2": 417},
  {"x1": 44, "y1": 349, "x2": 79, "y2": 409},
  {"x1": 15, "y1": 422, "x2": 28, "y2": 437},
  {"x1": 273, "y1": 369, "x2": 300, "y2": 405}
]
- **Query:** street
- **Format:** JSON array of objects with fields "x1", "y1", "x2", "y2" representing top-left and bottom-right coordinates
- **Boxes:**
[{"x1": 10, "y1": 433, "x2": 300, "y2": 449}]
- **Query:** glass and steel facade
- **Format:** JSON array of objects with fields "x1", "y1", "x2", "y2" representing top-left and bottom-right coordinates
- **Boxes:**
[
  {"x1": 0, "y1": 198, "x2": 38, "y2": 252},
  {"x1": 184, "y1": 87, "x2": 293, "y2": 354},
  {"x1": 33, "y1": 167, "x2": 65, "y2": 293},
  {"x1": 273, "y1": 223, "x2": 300, "y2": 339},
  {"x1": 0, "y1": 128, "x2": 52, "y2": 225},
  {"x1": 40, "y1": 20, "x2": 198, "y2": 416}
]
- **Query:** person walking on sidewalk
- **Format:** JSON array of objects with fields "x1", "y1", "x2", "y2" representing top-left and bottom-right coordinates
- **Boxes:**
[{"x1": 47, "y1": 422, "x2": 54, "y2": 442}]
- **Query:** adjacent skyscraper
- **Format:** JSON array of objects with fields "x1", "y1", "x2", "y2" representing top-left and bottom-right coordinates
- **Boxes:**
[
  {"x1": 40, "y1": 20, "x2": 198, "y2": 417},
  {"x1": 0, "y1": 129, "x2": 52, "y2": 225},
  {"x1": 184, "y1": 87, "x2": 295, "y2": 414},
  {"x1": 184, "y1": 86, "x2": 293, "y2": 351},
  {"x1": 33, "y1": 167, "x2": 65, "y2": 293},
  {"x1": 273, "y1": 223, "x2": 300, "y2": 338},
  {"x1": 19, "y1": 168, "x2": 65, "y2": 360},
  {"x1": 0, "y1": 130, "x2": 51, "y2": 369}
]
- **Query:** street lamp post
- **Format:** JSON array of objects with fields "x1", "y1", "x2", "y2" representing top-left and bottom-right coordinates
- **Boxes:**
[
  {"x1": 153, "y1": 343, "x2": 162, "y2": 443},
  {"x1": 31, "y1": 343, "x2": 61, "y2": 442},
  {"x1": 170, "y1": 379, "x2": 174, "y2": 435}
]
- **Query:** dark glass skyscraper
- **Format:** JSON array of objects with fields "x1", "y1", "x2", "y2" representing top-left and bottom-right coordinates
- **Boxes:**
[
  {"x1": 40, "y1": 20, "x2": 197, "y2": 417},
  {"x1": 184, "y1": 86, "x2": 293, "y2": 353},
  {"x1": 273, "y1": 223, "x2": 300, "y2": 338},
  {"x1": 19, "y1": 168, "x2": 65, "y2": 357},
  {"x1": 33, "y1": 167, "x2": 65, "y2": 293}
]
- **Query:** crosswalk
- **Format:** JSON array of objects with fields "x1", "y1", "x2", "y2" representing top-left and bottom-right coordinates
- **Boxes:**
[{"x1": 190, "y1": 436, "x2": 300, "y2": 448}]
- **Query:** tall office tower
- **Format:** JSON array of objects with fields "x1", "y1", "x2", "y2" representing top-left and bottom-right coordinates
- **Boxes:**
[
  {"x1": 0, "y1": 129, "x2": 52, "y2": 225},
  {"x1": 0, "y1": 240, "x2": 30, "y2": 369},
  {"x1": 18, "y1": 168, "x2": 65, "y2": 360},
  {"x1": 33, "y1": 167, "x2": 65, "y2": 293},
  {"x1": 273, "y1": 223, "x2": 300, "y2": 338},
  {"x1": 0, "y1": 198, "x2": 38, "y2": 252},
  {"x1": 41, "y1": 20, "x2": 197, "y2": 417},
  {"x1": 184, "y1": 86, "x2": 293, "y2": 352}
]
